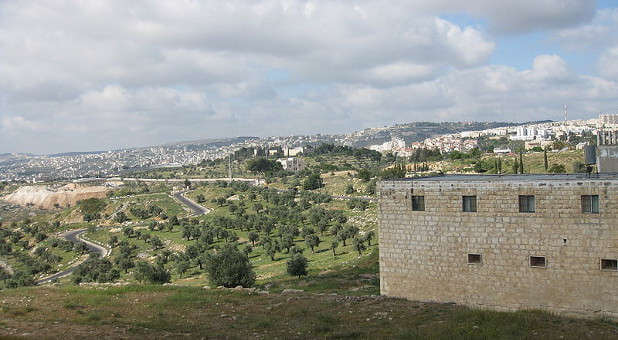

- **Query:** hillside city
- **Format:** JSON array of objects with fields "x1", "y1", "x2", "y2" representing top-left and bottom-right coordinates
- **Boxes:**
[{"x1": 2, "y1": 116, "x2": 613, "y2": 183}]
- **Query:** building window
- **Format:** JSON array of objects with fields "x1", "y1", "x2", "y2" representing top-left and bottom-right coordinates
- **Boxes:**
[
  {"x1": 530, "y1": 256, "x2": 546, "y2": 268},
  {"x1": 519, "y1": 195, "x2": 535, "y2": 213},
  {"x1": 411, "y1": 196, "x2": 425, "y2": 211},
  {"x1": 462, "y1": 196, "x2": 477, "y2": 212},
  {"x1": 581, "y1": 195, "x2": 599, "y2": 214},
  {"x1": 601, "y1": 259, "x2": 617, "y2": 271},
  {"x1": 468, "y1": 254, "x2": 482, "y2": 264}
]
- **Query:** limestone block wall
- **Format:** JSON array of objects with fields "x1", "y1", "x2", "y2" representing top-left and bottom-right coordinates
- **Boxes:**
[{"x1": 378, "y1": 178, "x2": 618, "y2": 318}]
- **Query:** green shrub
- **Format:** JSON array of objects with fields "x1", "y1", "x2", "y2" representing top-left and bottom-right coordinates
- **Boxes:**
[
  {"x1": 134, "y1": 261, "x2": 170, "y2": 284},
  {"x1": 205, "y1": 244, "x2": 255, "y2": 288},
  {"x1": 287, "y1": 253, "x2": 308, "y2": 279}
]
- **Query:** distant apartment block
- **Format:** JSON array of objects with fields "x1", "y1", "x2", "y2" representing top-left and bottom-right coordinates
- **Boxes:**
[
  {"x1": 597, "y1": 130, "x2": 618, "y2": 172},
  {"x1": 599, "y1": 114, "x2": 618, "y2": 127},
  {"x1": 282, "y1": 146, "x2": 304, "y2": 157},
  {"x1": 378, "y1": 174, "x2": 618, "y2": 318}
]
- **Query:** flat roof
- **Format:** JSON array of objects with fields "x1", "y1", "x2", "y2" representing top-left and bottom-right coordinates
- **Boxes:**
[{"x1": 393, "y1": 173, "x2": 618, "y2": 182}]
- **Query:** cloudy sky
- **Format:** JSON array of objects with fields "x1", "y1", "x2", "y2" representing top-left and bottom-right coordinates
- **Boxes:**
[{"x1": 1, "y1": 0, "x2": 618, "y2": 154}]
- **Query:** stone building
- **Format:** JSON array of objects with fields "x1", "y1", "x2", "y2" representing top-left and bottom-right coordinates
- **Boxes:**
[
  {"x1": 378, "y1": 174, "x2": 618, "y2": 318},
  {"x1": 276, "y1": 157, "x2": 305, "y2": 172}
]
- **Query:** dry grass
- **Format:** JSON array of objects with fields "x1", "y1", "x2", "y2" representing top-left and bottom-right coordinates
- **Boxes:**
[{"x1": 0, "y1": 284, "x2": 616, "y2": 339}]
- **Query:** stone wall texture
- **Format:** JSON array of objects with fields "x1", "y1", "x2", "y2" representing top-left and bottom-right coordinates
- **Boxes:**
[{"x1": 378, "y1": 178, "x2": 618, "y2": 318}]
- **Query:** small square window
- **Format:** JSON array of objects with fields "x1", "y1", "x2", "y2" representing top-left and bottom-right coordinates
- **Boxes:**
[
  {"x1": 519, "y1": 195, "x2": 535, "y2": 213},
  {"x1": 582, "y1": 195, "x2": 599, "y2": 214},
  {"x1": 468, "y1": 254, "x2": 482, "y2": 264},
  {"x1": 411, "y1": 195, "x2": 425, "y2": 211},
  {"x1": 530, "y1": 256, "x2": 546, "y2": 268},
  {"x1": 462, "y1": 196, "x2": 477, "y2": 212},
  {"x1": 601, "y1": 259, "x2": 617, "y2": 271}
]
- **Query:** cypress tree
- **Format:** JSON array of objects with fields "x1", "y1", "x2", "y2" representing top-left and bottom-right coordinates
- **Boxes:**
[
  {"x1": 544, "y1": 149, "x2": 549, "y2": 172},
  {"x1": 519, "y1": 152, "x2": 524, "y2": 174}
]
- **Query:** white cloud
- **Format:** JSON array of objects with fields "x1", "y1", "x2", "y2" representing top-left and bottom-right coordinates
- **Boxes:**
[
  {"x1": 553, "y1": 8, "x2": 618, "y2": 82},
  {"x1": 554, "y1": 8, "x2": 618, "y2": 50},
  {"x1": 525, "y1": 55, "x2": 571, "y2": 81},
  {"x1": 599, "y1": 47, "x2": 618, "y2": 80},
  {"x1": 0, "y1": 1, "x2": 612, "y2": 153},
  {"x1": 0, "y1": 116, "x2": 42, "y2": 132},
  {"x1": 415, "y1": 0, "x2": 595, "y2": 33}
]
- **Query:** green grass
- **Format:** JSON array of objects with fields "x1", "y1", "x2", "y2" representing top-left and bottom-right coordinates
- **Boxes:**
[
  {"x1": 111, "y1": 193, "x2": 187, "y2": 221},
  {"x1": 0, "y1": 284, "x2": 616, "y2": 339}
]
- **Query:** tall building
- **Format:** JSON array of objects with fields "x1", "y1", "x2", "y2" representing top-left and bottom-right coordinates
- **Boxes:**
[{"x1": 600, "y1": 114, "x2": 618, "y2": 127}]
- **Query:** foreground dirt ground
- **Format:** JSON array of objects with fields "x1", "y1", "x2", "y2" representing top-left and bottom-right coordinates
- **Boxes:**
[{"x1": 0, "y1": 285, "x2": 617, "y2": 339}]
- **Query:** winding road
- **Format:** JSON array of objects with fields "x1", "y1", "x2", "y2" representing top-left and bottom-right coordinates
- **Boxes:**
[
  {"x1": 36, "y1": 192, "x2": 207, "y2": 285},
  {"x1": 36, "y1": 229, "x2": 109, "y2": 285},
  {"x1": 173, "y1": 191, "x2": 211, "y2": 215}
]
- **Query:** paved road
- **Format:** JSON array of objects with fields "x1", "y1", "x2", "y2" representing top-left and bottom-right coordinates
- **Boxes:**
[
  {"x1": 331, "y1": 195, "x2": 375, "y2": 202},
  {"x1": 36, "y1": 229, "x2": 109, "y2": 285},
  {"x1": 173, "y1": 192, "x2": 211, "y2": 215},
  {"x1": 76, "y1": 177, "x2": 263, "y2": 185}
]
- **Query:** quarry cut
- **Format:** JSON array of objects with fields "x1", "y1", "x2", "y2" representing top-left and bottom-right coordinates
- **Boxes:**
[{"x1": 3, "y1": 183, "x2": 109, "y2": 209}]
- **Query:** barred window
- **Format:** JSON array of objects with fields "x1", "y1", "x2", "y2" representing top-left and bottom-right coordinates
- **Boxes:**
[
  {"x1": 411, "y1": 196, "x2": 425, "y2": 211},
  {"x1": 519, "y1": 195, "x2": 535, "y2": 213},
  {"x1": 601, "y1": 259, "x2": 617, "y2": 271},
  {"x1": 530, "y1": 256, "x2": 546, "y2": 268},
  {"x1": 462, "y1": 196, "x2": 477, "y2": 212},
  {"x1": 581, "y1": 195, "x2": 599, "y2": 214},
  {"x1": 468, "y1": 254, "x2": 482, "y2": 264}
]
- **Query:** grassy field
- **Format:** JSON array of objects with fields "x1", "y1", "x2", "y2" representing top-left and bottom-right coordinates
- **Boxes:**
[
  {"x1": 131, "y1": 161, "x2": 255, "y2": 179},
  {"x1": 1, "y1": 283, "x2": 616, "y2": 339},
  {"x1": 430, "y1": 150, "x2": 585, "y2": 174}
]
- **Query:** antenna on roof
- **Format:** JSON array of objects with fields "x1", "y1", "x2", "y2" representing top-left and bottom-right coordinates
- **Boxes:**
[{"x1": 563, "y1": 104, "x2": 568, "y2": 124}]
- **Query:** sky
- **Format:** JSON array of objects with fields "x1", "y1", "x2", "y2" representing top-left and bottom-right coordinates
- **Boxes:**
[{"x1": 1, "y1": 1, "x2": 618, "y2": 154}]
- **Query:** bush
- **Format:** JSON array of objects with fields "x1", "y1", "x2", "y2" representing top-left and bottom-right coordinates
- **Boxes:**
[
  {"x1": 134, "y1": 261, "x2": 170, "y2": 284},
  {"x1": 345, "y1": 184, "x2": 355, "y2": 195},
  {"x1": 78, "y1": 198, "x2": 107, "y2": 216},
  {"x1": 549, "y1": 164, "x2": 566, "y2": 173},
  {"x1": 287, "y1": 253, "x2": 308, "y2": 279},
  {"x1": 247, "y1": 158, "x2": 283, "y2": 173},
  {"x1": 380, "y1": 164, "x2": 406, "y2": 179},
  {"x1": 303, "y1": 173, "x2": 324, "y2": 190},
  {"x1": 5, "y1": 271, "x2": 35, "y2": 288},
  {"x1": 206, "y1": 244, "x2": 255, "y2": 288},
  {"x1": 357, "y1": 168, "x2": 372, "y2": 182},
  {"x1": 72, "y1": 257, "x2": 120, "y2": 283},
  {"x1": 114, "y1": 211, "x2": 129, "y2": 223}
]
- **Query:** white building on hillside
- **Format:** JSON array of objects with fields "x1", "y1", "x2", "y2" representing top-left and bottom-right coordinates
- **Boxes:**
[
  {"x1": 369, "y1": 137, "x2": 406, "y2": 153},
  {"x1": 277, "y1": 157, "x2": 305, "y2": 172},
  {"x1": 282, "y1": 146, "x2": 304, "y2": 157}
]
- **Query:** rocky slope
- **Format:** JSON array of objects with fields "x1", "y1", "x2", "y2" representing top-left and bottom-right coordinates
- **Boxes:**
[{"x1": 2, "y1": 183, "x2": 108, "y2": 209}]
